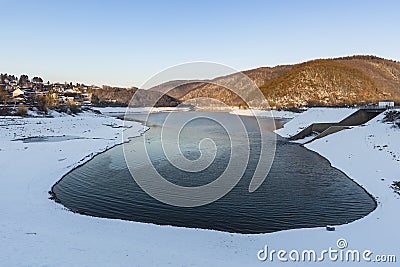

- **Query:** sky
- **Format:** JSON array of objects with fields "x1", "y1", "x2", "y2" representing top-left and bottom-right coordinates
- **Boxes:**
[{"x1": 1, "y1": 0, "x2": 399, "y2": 88}]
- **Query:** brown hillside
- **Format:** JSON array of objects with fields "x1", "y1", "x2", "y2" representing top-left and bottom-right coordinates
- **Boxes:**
[
  {"x1": 148, "y1": 80, "x2": 204, "y2": 99},
  {"x1": 89, "y1": 86, "x2": 180, "y2": 107},
  {"x1": 180, "y1": 65, "x2": 292, "y2": 107},
  {"x1": 260, "y1": 56, "x2": 400, "y2": 108},
  {"x1": 157, "y1": 56, "x2": 400, "y2": 108},
  {"x1": 149, "y1": 80, "x2": 205, "y2": 99}
]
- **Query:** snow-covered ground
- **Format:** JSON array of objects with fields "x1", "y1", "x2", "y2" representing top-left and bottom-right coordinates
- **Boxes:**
[
  {"x1": 96, "y1": 106, "x2": 300, "y2": 119},
  {"x1": 275, "y1": 107, "x2": 356, "y2": 138},
  {"x1": 230, "y1": 107, "x2": 301, "y2": 119},
  {"x1": 93, "y1": 106, "x2": 191, "y2": 114},
  {"x1": 0, "y1": 108, "x2": 399, "y2": 266}
]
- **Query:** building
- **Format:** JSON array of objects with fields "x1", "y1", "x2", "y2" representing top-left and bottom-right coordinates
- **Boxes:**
[
  {"x1": 378, "y1": 100, "x2": 395, "y2": 108},
  {"x1": 12, "y1": 88, "x2": 24, "y2": 98}
]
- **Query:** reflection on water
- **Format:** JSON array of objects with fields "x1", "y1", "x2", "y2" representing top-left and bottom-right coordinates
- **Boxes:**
[{"x1": 52, "y1": 112, "x2": 376, "y2": 234}]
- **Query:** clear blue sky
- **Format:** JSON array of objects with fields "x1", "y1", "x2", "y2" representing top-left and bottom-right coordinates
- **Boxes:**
[{"x1": 1, "y1": 0, "x2": 399, "y2": 87}]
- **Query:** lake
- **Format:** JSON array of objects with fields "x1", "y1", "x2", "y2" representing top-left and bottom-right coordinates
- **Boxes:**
[{"x1": 52, "y1": 111, "x2": 376, "y2": 234}]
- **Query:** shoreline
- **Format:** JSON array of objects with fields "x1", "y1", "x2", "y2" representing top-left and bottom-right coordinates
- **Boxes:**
[
  {"x1": 300, "y1": 142, "x2": 379, "y2": 223},
  {"x1": 49, "y1": 130, "x2": 146, "y2": 212},
  {"x1": 50, "y1": 110, "x2": 376, "y2": 235},
  {"x1": 1, "y1": 108, "x2": 398, "y2": 266}
]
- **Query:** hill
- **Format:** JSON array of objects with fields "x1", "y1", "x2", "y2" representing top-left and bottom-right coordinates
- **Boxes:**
[
  {"x1": 89, "y1": 86, "x2": 180, "y2": 107},
  {"x1": 154, "y1": 56, "x2": 400, "y2": 108},
  {"x1": 260, "y1": 56, "x2": 400, "y2": 108},
  {"x1": 151, "y1": 65, "x2": 291, "y2": 107},
  {"x1": 148, "y1": 80, "x2": 205, "y2": 99}
]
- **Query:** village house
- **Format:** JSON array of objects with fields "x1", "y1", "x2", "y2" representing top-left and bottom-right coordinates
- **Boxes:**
[
  {"x1": 378, "y1": 100, "x2": 395, "y2": 108},
  {"x1": 1, "y1": 73, "x2": 93, "y2": 108},
  {"x1": 12, "y1": 88, "x2": 24, "y2": 98}
]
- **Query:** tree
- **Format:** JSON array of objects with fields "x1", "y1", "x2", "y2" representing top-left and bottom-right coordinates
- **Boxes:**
[
  {"x1": 32, "y1": 77, "x2": 43, "y2": 83},
  {"x1": 67, "y1": 102, "x2": 81, "y2": 114},
  {"x1": 16, "y1": 105, "x2": 28, "y2": 116},
  {"x1": 18, "y1": 74, "x2": 29, "y2": 85},
  {"x1": 36, "y1": 95, "x2": 49, "y2": 113},
  {"x1": 0, "y1": 89, "x2": 8, "y2": 104},
  {"x1": 46, "y1": 90, "x2": 58, "y2": 107}
]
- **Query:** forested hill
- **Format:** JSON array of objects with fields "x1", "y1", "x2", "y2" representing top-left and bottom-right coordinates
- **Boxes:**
[{"x1": 150, "y1": 56, "x2": 400, "y2": 108}]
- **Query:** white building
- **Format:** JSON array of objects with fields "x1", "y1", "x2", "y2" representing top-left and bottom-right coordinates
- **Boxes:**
[
  {"x1": 378, "y1": 100, "x2": 395, "y2": 108},
  {"x1": 12, "y1": 88, "x2": 24, "y2": 98}
]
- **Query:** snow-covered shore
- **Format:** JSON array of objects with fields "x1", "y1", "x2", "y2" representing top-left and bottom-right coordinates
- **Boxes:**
[
  {"x1": 230, "y1": 107, "x2": 301, "y2": 119},
  {"x1": 0, "y1": 108, "x2": 399, "y2": 266},
  {"x1": 93, "y1": 106, "x2": 192, "y2": 115},
  {"x1": 271, "y1": 108, "x2": 400, "y2": 265}
]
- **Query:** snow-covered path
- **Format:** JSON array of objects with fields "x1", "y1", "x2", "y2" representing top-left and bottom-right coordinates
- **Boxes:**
[{"x1": 0, "y1": 109, "x2": 399, "y2": 266}]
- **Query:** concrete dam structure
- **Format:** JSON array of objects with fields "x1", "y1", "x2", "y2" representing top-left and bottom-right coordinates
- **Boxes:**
[{"x1": 289, "y1": 108, "x2": 386, "y2": 142}]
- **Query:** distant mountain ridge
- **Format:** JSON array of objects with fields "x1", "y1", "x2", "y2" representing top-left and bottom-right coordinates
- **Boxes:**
[
  {"x1": 89, "y1": 86, "x2": 180, "y2": 107},
  {"x1": 150, "y1": 55, "x2": 400, "y2": 108}
]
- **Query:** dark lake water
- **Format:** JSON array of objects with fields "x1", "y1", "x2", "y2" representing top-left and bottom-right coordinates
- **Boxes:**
[{"x1": 52, "y1": 112, "x2": 376, "y2": 234}]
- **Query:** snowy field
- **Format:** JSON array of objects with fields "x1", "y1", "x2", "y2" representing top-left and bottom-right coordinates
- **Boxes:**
[{"x1": 0, "y1": 108, "x2": 399, "y2": 266}]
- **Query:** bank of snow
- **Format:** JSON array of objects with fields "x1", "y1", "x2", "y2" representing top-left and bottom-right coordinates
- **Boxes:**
[
  {"x1": 269, "y1": 108, "x2": 400, "y2": 265},
  {"x1": 1, "y1": 108, "x2": 399, "y2": 266},
  {"x1": 93, "y1": 106, "x2": 191, "y2": 115},
  {"x1": 230, "y1": 108, "x2": 300, "y2": 119}
]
